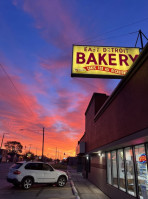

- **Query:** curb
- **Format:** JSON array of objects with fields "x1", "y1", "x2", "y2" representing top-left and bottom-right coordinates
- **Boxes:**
[{"x1": 67, "y1": 171, "x2": 81, "y2": 199}]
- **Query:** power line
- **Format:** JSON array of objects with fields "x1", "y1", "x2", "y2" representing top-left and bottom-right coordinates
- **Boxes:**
[
  {"x1": 76, "y1": 17, "x2": 148, "y2": 44},
  {"x1": 81, "y1": 32, "x2": 129, "y2": 45},
  {"x1": 0, "y1": 64, "x2": 34, "y2": 116}
]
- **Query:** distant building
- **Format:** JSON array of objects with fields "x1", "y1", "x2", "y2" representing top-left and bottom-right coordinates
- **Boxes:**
[{"x1": 77, "y1": 43, "x2": 148, "y2": 199}]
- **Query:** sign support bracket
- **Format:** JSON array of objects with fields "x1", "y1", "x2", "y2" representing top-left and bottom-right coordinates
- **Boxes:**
[{"x1": 135, "y1": 29, "x2": 148, "y2": 50}]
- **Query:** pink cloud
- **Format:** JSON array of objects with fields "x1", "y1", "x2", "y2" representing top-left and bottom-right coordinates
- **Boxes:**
[
  {"x1": 0, "y1": 65, "x2": 87, "y2": 157},
  {"x1": 40, "y1": 52, "x2": 71, "y2": 71},
  {"x1": 0, "y1": 63, "x2": 118, "y2": 158},
  {"x1": 14, "y1": 0, "x2": 84, "y2": 50},
  {"x1": 2, "y1": 1, "x2": 120, "y2": 158}
]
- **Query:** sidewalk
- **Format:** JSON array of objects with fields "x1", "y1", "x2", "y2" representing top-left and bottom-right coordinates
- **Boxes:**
[{"x1": 67, "y1": 166, "x2": 110, "y2": 199}]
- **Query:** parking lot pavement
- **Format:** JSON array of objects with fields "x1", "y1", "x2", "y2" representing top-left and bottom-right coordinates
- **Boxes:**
[
  {"x1": 0, "y1": 183, "x2": 76, "y2": 199},
  {"x1": 0, "y1": 162, "x2": 13, "y2": 189},
  {"x1": 0, "y1": 163, "x2": 75, "y2": 199}
]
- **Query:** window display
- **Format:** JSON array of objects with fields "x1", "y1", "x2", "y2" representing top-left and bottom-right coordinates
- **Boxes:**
[
  {"x1": 106, "y1": 143, "x2": 148, "y2": 198},
  {"x1": 111, "y1": 151, "x2": 118, "y2": 187},
  {"x1": 134, "y1": 144, "x2": 148, "y2": 199},
  {"x1": 124, "y1": 147, "x2": 136, "y2": 196},
  {"x1": 107, "y1": 152, "x2": 111, "y2": 184},
  {"x1": 117, "y1": 149, "x2": 126, "y2": 191}
]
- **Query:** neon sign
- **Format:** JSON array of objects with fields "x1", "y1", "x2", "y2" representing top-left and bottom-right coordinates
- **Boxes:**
[{"x1": 139, "y1": 154, "x2": 147, "y2": 164}]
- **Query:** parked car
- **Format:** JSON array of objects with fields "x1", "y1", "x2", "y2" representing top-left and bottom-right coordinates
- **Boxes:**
[{"x1": 7, "y1": 161, "x2": 68, "y2": 189}]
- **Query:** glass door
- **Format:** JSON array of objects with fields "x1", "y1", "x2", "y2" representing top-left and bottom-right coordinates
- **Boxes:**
[
  {"x1": 124, "y1": 147, "x2": 136, "y2": 196},
  {"x1": 111, "y1": 151, "x2": 118, "y2": 187},
  {"x1": 134, "y1": 144, "x2": 148, "y2": 199},
  {"x1": 107, "y1": 152, "x2": 111, "y2": 184},
  {"x1": 117, "y1": 149, "x2": 126, "y2": 191}
]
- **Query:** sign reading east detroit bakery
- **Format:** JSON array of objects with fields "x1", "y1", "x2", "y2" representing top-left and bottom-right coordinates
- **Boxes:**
[{"x1": 71, "y1": 45, "x2": 140, "y2": 78}]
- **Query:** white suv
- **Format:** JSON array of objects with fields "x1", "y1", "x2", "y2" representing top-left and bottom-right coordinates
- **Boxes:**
[{"x1": 7, "y1": 161, "x2": 68, "y2": 189}]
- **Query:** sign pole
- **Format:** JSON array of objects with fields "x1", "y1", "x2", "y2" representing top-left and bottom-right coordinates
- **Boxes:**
[{"x1": 135, "y1": 30, "x2": 148, "y2": 50}]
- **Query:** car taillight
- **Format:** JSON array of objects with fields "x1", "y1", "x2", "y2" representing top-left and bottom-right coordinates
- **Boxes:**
[{"x1": 13, "y1": 170, "x2": 21, "y2": 175}]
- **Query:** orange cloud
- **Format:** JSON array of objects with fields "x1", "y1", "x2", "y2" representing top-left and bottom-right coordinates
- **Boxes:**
[
  {"x1": 1, "y1": 1, "x2": 120, "y2": 159},
  {"x1": 0, "y1": 64, "x2": 87, "y2": 158}
]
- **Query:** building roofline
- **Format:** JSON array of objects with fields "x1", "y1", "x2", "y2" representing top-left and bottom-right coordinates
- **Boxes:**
[
  {"x1": 78, "y1": 132, "x2": 86, "y2": 143},
  {"x1": 85, "y1": 93, "x2": 108, "y2": 115},
  {"x1": 94, "y1": 42, "x2": 148, "y2": 121}
]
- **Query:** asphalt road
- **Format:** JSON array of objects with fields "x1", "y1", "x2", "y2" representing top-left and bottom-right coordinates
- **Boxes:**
[{"x1": 0, "y1": 163, "x2": 75, "y2": 199}]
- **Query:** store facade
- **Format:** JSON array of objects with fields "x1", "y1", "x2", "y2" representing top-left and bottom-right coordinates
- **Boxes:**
[{"x1": 77, "y1": 43, "x2": 148, "y2": 199}]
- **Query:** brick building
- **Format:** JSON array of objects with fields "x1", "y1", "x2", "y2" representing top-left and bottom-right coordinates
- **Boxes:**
[{"x1": 77, "y1": 43, "x2": 148, "y2": 199}]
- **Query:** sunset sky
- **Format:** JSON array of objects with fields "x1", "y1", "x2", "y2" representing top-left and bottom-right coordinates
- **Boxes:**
[{"x1": 0, "y1": 0, "x2": 148, "y2": 159}]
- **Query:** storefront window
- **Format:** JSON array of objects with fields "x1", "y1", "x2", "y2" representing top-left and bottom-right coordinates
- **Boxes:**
[
  {"x1": 117, "y1": 149, "x2": 126, "y2": 191},
  {"x1": 134, "y1": 144, "x2": 148, "y2": 199},
  {"x1": 124, "y1": 147, "x2": 136, "y2": 197},
  {"x1": 107, "y1": 152, "x2": 111, "y2": 184},
  {"x1": 111, "y1": 151, "x2": 118, "y2": 187},
  {"x1": 106, "y1": 143, "x2": 148, "y2": 198}
]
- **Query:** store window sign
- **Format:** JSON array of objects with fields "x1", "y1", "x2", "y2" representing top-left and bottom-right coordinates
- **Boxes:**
[
  {"x1": 72, "y1": 45, "x2": 140, "y2": 78},
  {"x1": 139, "y1": 154, "x2": 147, "y2": 164}
]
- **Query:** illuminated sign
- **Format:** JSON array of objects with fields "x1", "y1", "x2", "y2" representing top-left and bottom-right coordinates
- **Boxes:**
[
  {"x1": 27, "y1": 153, "x2": 31, "y2": 158},
  {"x1": 139, "y1": 154, "x2": 147, "y2": 164},
  {"x1": 71, "y1": 45, "x2": 140, "y2": 78}
]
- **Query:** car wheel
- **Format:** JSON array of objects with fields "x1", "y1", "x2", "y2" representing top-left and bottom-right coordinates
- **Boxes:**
[
  {"x1": 57, "y1": 176, "x2": 67, "y2": 187},
  {"x1": 22, "y1": 177, "x2": 33, "y2": 190}
]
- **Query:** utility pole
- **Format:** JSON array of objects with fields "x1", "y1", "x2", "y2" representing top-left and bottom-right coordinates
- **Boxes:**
[
  {"x1": 42, "y1": 127, "x2": 45, "y2": 161},
  {"x1": 0, "y1": 133, "x2": 9, "y2": 149},
  {"x1": 0, "y1": 134, "x2": 5, "y2": 149},
  {"x1": 24, "y1": 145, "x2": 27, "y2": 153},
  {"x1": 55, "y1": 147, "x2": 57, "y2": 160},
  {"x1": 28, "y1": 144, "x2": 32, "y2": 152}
]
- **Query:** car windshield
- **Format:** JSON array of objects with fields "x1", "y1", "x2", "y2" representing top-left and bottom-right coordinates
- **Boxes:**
[{"x1": 11, "y1": 163, "x2": 23, "y2": 169}]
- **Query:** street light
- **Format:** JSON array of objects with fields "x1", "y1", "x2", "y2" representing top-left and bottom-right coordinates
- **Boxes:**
[{"x1": 0, "y1": 133, "x2": 9, "y2": 149}]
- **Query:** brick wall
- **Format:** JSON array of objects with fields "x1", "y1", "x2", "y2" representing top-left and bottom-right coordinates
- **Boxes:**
[{"x1": 83, "y1": 48, "x2": 148, "y2": 153}]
